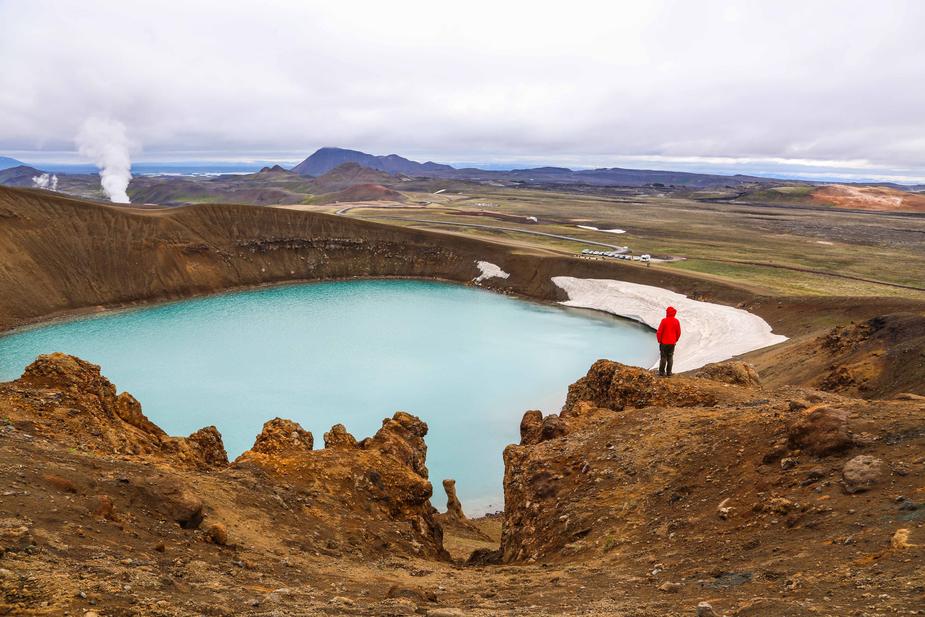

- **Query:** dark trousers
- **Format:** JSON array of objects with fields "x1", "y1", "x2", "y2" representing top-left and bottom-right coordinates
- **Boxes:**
[{"x1": 659, "y1": 343, "x2": 676, "y2": 376}]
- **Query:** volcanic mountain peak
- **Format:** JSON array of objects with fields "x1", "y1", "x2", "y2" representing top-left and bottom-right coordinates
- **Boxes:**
[
  {"x1": 308, "y1": 161, "x2": 399, "y2": 193},
  {"x1": 257, "y1": 164, "x2": 290, "y2": 174},
  {"x1": 291, "y1": 146, "x2": 453, "y2": 176},
  {"x1": 0, "y1": 164, "x2": 47, "y2": 187}
]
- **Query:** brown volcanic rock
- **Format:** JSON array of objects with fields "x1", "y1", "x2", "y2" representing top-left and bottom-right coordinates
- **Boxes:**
[
  {"x1": 842, "y1": 454, "x2": 885, "y2": 493},
  {"x1": 236, "y1": 411, "x2": 446, "y2": 559},
  {"x1": 20, "y1": 353, "x2": 165, "y2": 436},
  {"x1": 360, "y1": 411, "x2": 430, "y2": 479},
  {"x1": 519, "y1": 410, "x2": 543, "y2": 445},
  {"x1": 787, "y1": 405, "x2": 853, "y2": 456},
  {"x1": 323, "y1": 423, "x2": 358, "y2": 449},
  {"x1": 250, "y1": 418, "x2": 314, "y2": 456},
  {"x1": 563, "y1": 360, "x2": 733, "y2": 412},
  {"x1": 694, "y1": 361, "x2": 761, "y2": 386},
  {"x1": 1, "y1": 353, "x2": 226, "y2": 470},
  {"x1": 442, "y1": 479, "x2": 466, "y2": 521},
  {"x1": 498, "y1": 396, "x2": 925, "y2": 566},
  {"x1": 498, "y1": 363, "x2": 925, "y2": 565},
  {"x1": 185, "y1": 426, "x2": 229, "y2": 467}
]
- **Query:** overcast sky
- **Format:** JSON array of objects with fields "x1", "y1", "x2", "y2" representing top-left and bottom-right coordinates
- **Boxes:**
[{"x1": 1, "y1": 0, "x2": 923, "y2": 181}]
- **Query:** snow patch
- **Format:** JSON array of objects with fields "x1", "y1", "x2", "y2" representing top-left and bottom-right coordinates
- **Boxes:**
[
  {"x1": 552, "y1": 277, "x2": 787, "y2": 372},
  {"x1": 474, "y1": 261, "x2": 510, "y2": 283},
  {"x1": 577, "y1": 225, "x2": 626, "y2": 234}
]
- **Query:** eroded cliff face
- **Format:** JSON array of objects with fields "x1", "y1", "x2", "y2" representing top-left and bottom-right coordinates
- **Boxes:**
[
  {"x1": 235, "y1": 412, "x2": 447, "y2": 560},
  {"x1": 1, "y1": 353, "x2": 924, "y2": 615},
  {"x1": 0, "y1": 353, "x2": 227, "y2": 470},
  {"x1": 0, "y1": 354, "x2": 447, "y2": 564},
  {"x1": 496, "y1": 360, "x2": 925, "y2": 612}
]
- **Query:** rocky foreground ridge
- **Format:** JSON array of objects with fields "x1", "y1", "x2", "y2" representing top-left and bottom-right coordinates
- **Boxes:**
[{"x1": 0, "y1": 354, "x2": 923, "y2": 615}]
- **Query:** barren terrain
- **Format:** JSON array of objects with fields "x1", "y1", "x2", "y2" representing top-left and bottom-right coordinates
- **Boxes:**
[{"x1": 0, "y1": 185, "x2": 923, "y2": 615}]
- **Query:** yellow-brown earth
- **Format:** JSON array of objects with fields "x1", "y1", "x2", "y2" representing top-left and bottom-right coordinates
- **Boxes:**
[{"x1": 0, "y1": 186, "x2": 924, "y2": 615}]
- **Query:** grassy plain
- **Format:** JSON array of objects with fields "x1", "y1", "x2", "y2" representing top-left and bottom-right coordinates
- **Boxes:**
[{"x1": 315, "y1": 186, "x2": 925, "y2": 299}]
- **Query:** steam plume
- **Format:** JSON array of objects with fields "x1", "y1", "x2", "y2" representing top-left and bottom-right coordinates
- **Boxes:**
[
  {"x1": 76, "y1": 117, "x2": 133, "y2": 203},
  {"x1": 32, "y1": 173, "x2": 58, "y2": 191}
]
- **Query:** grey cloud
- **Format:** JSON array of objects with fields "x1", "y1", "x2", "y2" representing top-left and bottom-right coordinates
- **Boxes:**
[{"x1": 0, "y1": 0, "x2": 923, "y2": 179}]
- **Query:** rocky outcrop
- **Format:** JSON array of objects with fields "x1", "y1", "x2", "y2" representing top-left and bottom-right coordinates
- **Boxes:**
[
  {"x1": 359, "y1": 411, "x2": 430, "y2": 478},
  {"x1": 562, "y1": 360, "x2": 726, "y2": 412},
  {"x1": 2, "y1": 354, "x2": 447, "y2": 560},
  {"x1": 497, "y1": 360, "x2": 925, "y2": 565},
  {"x1": 0, "y1": 353, "x2": 227, "y2": 470},
  {"x1": 236, "y1": 411, "x2": 446, "y2": 559},
  {"x1": 250, "y1": 418, "x2": 314, "y2": 456},
  {"x1": 324, "y1": 423, "x2": 358, "y2": 449},
  {"x1": 787, "y1": 405, "x2": 852, "y2": 456},
  {"x1": 442, "y1": 479, "x2": 466, "y2": 521}
]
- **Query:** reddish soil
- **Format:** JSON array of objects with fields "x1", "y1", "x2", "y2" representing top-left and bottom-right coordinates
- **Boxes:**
[{"x1": 812, "y1": 184, "x2": 925, "y2": 212}]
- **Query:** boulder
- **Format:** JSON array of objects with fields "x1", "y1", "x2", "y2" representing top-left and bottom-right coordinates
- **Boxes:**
[
  {"x1": 92, "y1": 495, "x2": 116, "y2": 520},
  {"x1": 323, "y1": 423, "x2": 358, "y2": 449},
  {"x1": 186, "y1": 426, "x2": 229, "y2": 468},
  {"x1": 466, "y1": 547, "x2": 502, "y2": 566},
  {"x1": 519, "y1": 410, "x2": 543, "y2": 445},
  {"x1": 695, "y1": 361, "x2": 761, "y2": 386},
  {"x1": 787, "y1": 406, "x2": 852, "y2": 456},
  {"x1": 135, "y1": 480, "x2": 205, "y2": 529},
  {"x1": 842, "y1": 455, "x2": 885, "y2": 493},
  {"x1": 206, "y1": 522, "x2": 229, "y2": 546}
]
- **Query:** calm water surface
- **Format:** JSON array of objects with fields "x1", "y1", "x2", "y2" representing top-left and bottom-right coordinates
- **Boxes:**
[{"x1": 0, "y1": 280, "x2": 657, "y2": 513}]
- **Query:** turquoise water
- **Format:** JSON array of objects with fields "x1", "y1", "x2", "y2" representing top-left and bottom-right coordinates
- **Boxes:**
[{"x1": 0, "y1": 280, "x2": 657, "y2": 513}]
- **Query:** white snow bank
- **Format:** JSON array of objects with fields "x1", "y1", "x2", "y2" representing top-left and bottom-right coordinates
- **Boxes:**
[
  {"x1": 552, "y1": 277, "x2": 787, "y2": 372},
  {"x1": 577, "y1": 225, "x2": 626, "y2": 234},
  {"x1": 474, "y1": 261, "x2": 511, "y2": 283}
]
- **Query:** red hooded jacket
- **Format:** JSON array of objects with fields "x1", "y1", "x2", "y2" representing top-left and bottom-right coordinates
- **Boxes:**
[{"x1": 656, "y1": 306, "x2": 681, "y2": 345}]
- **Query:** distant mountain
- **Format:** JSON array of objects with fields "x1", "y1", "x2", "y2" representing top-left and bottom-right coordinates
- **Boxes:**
[
  {"x1": 289, "y1": 147, "x2": 806, "y2": 189},
  {"x1": 292, "y1": 147, "x2": 453, "y2": 176},
  {"x1": 0, "y1": 165, "x2": 46, "y2": 187},
  {"x1": 307, "y1": 162, "x2": 400, "y2": 193},
  {"x1": 257, "y1": 164, "x2": 289, "y2": 174},
  {"x1": 0, "y1": 156, "x2": 25, "y2": 172}
]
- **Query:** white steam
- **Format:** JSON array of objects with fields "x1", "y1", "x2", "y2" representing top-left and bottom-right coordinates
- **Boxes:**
[
  {"x1": 76, "y1": 117, "x2": 133, "y2": 203},
  {"x1": 32, "y1": 173, "x2": 58, "y2": 191}
]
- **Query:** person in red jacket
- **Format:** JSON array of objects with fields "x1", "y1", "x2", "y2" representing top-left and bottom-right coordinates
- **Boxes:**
[{"x1": 656, "y1": 306, "x2": 681, "y2": 377}]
